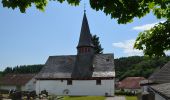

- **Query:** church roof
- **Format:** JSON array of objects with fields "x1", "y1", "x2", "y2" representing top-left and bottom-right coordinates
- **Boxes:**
[
  {"x1": 149, "y1": 61, "x2": 170, "y2": 83},
  {"x1": 36, "y1": 54, "x2": 115, "y2": 80},
  {"x1": 0, "y1": 74, "x2": 35, "y2": 85},
  {"x1": 150, "y1": 83, "x2": 170, "y2": 99},
  {"x1": 77, "y1": 12, "x2": 94, "y2": 48}
]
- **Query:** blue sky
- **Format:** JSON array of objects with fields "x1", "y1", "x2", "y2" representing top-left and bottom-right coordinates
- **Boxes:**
[{"x1": 0, "y1": 1, "x2": 163, "y2": 71}]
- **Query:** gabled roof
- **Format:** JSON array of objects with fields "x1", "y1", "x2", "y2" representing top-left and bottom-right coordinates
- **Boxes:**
[
  {"x1": 77, "y1": 12, "x2": 94, "y2": 48},
  {"x1": 149, "y1": 61, "x2": 170, "y2": 83},
  {"x1": 118, "y1": 77, "x2": 145, "y2": 89},
  {"x1": 0, "y1": 74, "x2": 35, "y2": 86},
  {"x1": 36, "y1": 54, "x2": 115, "y2": 79},
  {"x1": 150, "y1": 83, "x2": 170, "y2": 99}
]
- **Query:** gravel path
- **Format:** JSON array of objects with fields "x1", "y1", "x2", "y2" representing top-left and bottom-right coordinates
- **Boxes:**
[{"x1": 105, "y1": 96, "x2": 126, "y2": 100}]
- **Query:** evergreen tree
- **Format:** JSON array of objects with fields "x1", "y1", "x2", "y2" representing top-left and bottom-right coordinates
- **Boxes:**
[
  {"x1": 0, "y1": 71, "x2": 2, "y2": 77},
  {"x1": 3, "y1": 67, "x2": 13, "y2": 75},
  {"x1": 2, "y1": 64, "x2": 44, "y2": 75},
  {"x1": 92, "y1": 34, "x2": 103, "y2": 54}
]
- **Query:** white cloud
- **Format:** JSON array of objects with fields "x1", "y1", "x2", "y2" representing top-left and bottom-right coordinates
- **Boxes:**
[
  {"x1": 113, "y1": 39, "x2": 143, "y2": 56},
  {"x1": 165, "y1": 51, "x2": 170, "y2": 56},
  {"x1": 133, "y1": 20, "x2": 165, "y2": 31}
]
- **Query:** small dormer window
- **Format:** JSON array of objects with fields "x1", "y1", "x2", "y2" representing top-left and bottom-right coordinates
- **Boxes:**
[{"x1": 106, "y1": 58, "x2": 110, "y2": 62}]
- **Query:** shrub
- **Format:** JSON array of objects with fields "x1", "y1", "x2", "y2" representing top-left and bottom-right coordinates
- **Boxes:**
[
  {"x1": 115, "y1": 91, "x2": 136, "y2": 96},
  {"x1": 10, "y1": 91, "x2": 22, "y2": 100}
]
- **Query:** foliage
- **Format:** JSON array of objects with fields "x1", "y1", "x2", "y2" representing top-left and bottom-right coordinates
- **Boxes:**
[
  {"x1": 1, "y1": 0, "x2": 170, "y2": 57},
  {"x1": 0, "y1": 94, "x2": 2, "y2": 99},
  {"x1": 1, "y1": 0, "x2": 80, "y2": 13},
  {"x1": 134, "y1": 21, "x2": 170, "y2": 57},
  {"x1": 92, "y1": 34, "x2": 103, "y2": 54},
  {"x1": 115, "y1": 56, "x2": 144, "y2": 79},
  {"x1": 2, "y1": 64, "x2": 44, "y2": 75},
  {"x1": 0, "y1": 89, "x2": 9, "y2": 94},
  {"x1": 115, "y1": 90, "x2": 136, "y2": 96},
  {"x1": 2, "y1": 0, "x2": 169, "y2": 23},
  {"x1": 115, "y1": 56, "x2": 170, "y2": 80},
  {"x1": 126, "y1": 96, "x2": 138, "y2": 100},
  {"x1": 64, "y1": 96, "x2": 105, "y2": 100},
  {"x1": 40, "y1": 90, "x2": 48, "y2": 96},
  {"x1": 9, "y1": 91, "x2": 22, "y2": 100},
  {"x1": 0, "y1": 71, "x2": 2, "y2": 77},
  {"x1": 26, "y1": 91, "x2": 37, "y2": 99}
]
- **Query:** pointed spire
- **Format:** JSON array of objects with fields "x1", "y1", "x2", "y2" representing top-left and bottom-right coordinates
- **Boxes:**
[{"x1": 77, "y1": 12, "x2": 94, "y2": 48}]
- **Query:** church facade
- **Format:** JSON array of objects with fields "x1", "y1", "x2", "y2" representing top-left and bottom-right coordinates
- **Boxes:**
[{"x1": 35, "y1": 12, "x2": 115, "y2": 96}]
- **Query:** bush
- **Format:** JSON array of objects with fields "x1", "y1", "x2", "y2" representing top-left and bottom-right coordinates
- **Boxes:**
[
  {"x1": 40, "y1": 90, "x2": 48, "y2": 96},
  {"x1": 0, "y1": 94, "x2": 2, "y2": 100},
  {"x1": 9, "y1": 91, "x2": 22, "y2": 100},
  {"x1": 0, "y1": 89, "x2": 9, "y2": 94},
  {"x1": 29, "y1": 91, "x2": 36, "y2": 99},
  {"x1": 115, "y1": 91, "x2": 136, "y2": 96}
]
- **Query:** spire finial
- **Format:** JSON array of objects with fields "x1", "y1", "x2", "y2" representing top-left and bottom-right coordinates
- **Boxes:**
[{"x1": 84, "y1": 2, "x2": 86, "y2": 13}]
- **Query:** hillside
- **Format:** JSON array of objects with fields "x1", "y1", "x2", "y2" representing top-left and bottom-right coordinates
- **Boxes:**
[
  {"x1": 1, "y1": 56, "x2": 170, "y2": 80},
  {"x1": 115, "y1": 56, "x2": 170, "y2": 80},
  {"x1": 2, "y1": 64, "x2": 44, "y2": 75}
]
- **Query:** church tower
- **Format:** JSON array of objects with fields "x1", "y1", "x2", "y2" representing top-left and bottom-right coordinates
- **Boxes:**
[
  {"x1": 72, "y1": 12, "x2": 94, "y2": 78},
  {"x1": 77, "y1": 12, "x2": 94, "y2": 55}
]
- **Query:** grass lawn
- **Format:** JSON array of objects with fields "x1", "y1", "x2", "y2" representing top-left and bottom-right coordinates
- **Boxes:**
[
  {"x1": 64, "y1": 96, "x2": 106, "y2": 100},
  {"x1": 126, "y1": 96, "x2": 137, "y2": 100}
]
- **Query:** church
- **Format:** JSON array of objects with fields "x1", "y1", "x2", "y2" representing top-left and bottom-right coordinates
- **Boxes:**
[{"x1": 35, "y1": 12, "x2": 115, "y2": 96}]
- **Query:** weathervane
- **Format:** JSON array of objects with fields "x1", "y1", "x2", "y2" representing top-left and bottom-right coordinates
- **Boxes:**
[{"x1": 84, "y1": 2, "x2": 86, "y2": 13}]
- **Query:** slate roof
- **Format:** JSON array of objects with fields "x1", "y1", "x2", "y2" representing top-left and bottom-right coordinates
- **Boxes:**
[
  {"x1": 77, "y1": 12, "x2": 94, "y2": 48},
  {"x1": 118, "y1": 77, "x2": 145, "y2": 89},
  {"x1": 149, "y1": 61, "x2": 170, "y2": 83},
  {"x1": 36, "y1": 54, "x2": 115, "y2": 79},
  {"x1": 0, "y1": 74, "x2": 35, "y2": 85},
  {"x1": 150, "y1": 83, "x2": 170, "y2": 99},
  {"x1": 72, "y1": 54, "x2": 94, "y2": 78}
]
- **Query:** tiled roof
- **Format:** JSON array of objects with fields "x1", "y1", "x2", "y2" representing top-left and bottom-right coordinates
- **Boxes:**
[
  {"x1": 36, "y1": 54, "x2": 115, "y2": 79},
  {"x1": 0, "y1": 74, "x2": 35, "y2": 85},
  {"x1": 118, "y1": 77, "x2": 145, "y2": 89},
  {"x1": 151, "y1": 83, "x2": 170, "y2": 99},
  {"x1": 149, "y1": 61, "x2": 170, "y2": 83}
]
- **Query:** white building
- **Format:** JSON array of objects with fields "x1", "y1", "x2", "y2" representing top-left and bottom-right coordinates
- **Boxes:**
[
  {"x1": 0, "y1": 74, "x2": 36, "y2": 91},
  {"x1": 35, "y1": 12, "x2": 115, "y2": 96}
]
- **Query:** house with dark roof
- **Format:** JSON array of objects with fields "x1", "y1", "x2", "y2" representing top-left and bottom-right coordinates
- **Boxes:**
[
  {"x1": 140, "y1": 61, "x2": 170, "y2": 100},
  {"x1": 0, "y1": 74, "x2": 36, "y2": 91},
  {"x1": 118, "y1": 77, "x2": 145, "y2": 94},
  {"x1": 35, "y1": 12, "x2": 115, "y2": 96}
]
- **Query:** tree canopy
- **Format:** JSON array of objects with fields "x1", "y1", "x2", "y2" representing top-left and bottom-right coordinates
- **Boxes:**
[
  {"x1": 2, "y1": 0, "x2": 170, "y2": 57},
  {"x1": 115, "y1": 56, "x2": 170, "y2": 80},
  {"x1": 92, "y1": 34, "x2": 103, "y2": 54},
  {"x1": 2, "y1": 64, "x2": 44, "y2": 75}
]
